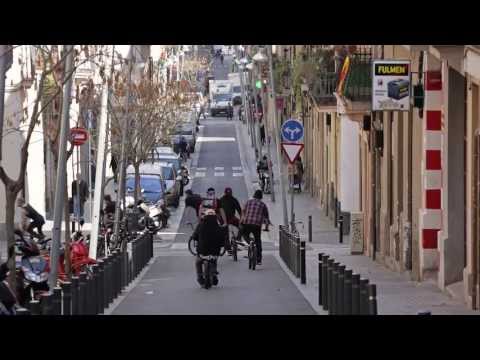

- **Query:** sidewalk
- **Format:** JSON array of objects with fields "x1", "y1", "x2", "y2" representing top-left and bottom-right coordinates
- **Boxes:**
[{"x1": 236, "y1": 120, "x2": 479, "y2": 315}]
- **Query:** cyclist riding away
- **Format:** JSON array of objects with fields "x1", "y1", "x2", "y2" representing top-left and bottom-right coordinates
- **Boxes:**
[
  {"x1": 179, "y1": 136, "x2": 188, "y2": 160},
  {"x1": 226, "y1": 102, "x2": 233, "y2": 120},
  {"x1": 199, "y1": 187, "x2": 227, "y2": 225},
  {"x1": 192, "y1": 209, "x2": 225, "y2": 286},
  {"x1": 220, "y1": 188, "x2": 248, "y2": 254},
  {"x1": 239, "y1": 190, "x2": 271, "y2": 266},
  {"x1": 256, "y1": 155, "x2": 271, "y2": 191}
]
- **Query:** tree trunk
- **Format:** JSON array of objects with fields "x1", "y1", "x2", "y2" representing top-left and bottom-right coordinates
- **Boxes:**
[
  {"x1": 5, "y1": 189, "x2": 18, "y2": 289},
  {"x1": 134, "y1": 162, "x2": 140, "y2": 206},
  {"x1": 63, "y1": 179, "x2": 71, "y2": 280}
]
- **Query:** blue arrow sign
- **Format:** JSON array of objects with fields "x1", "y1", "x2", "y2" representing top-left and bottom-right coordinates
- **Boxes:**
[{"x1": 281, "y1": 119, "x2": 304, "y2": 142}]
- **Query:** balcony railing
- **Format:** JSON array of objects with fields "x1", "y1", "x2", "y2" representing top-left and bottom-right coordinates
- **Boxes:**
[
  {"x1": 311, "y1": 72, "x2": 337, "y2": 105},
  {"x1": 342, "y1": 50, "x2": 372, "y2": 102}
]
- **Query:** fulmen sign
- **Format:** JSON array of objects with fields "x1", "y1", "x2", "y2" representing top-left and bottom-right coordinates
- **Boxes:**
[{"x1": 372, "y1": 60, "x2": 411, "y2": 111}]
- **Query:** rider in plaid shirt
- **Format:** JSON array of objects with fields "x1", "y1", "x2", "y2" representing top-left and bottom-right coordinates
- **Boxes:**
[{"x1": 240, "y1": 190, "x2": 270, "y2": 265}]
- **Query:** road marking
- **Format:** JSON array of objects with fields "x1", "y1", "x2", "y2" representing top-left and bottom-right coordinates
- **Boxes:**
[
  {"x1": 171, "y1": 243, "x2": 188, "y2": 250},
  {"x1": 214, "y1": 172, "x2": 225, "y2": 177},
  {"x1": 196, "y1": 167, "x2": 207, "y2": 171},
  {"x1": 197, "y1": 137, "x2": 236, "y2": 143},
  {"x1": 232, "y1": 173, "x2": 244, "y2": 177},
  {"x1": 232, "y1": 166, "x2": 242, "y2": 171},
  {"x1": 214, "y1": 167, "x2": 224, "y2": 171},
  {"x1": 195, "y1": 172, "x2": 206, "y2": 178}
]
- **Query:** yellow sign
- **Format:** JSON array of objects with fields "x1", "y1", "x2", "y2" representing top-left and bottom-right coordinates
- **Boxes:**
[{"x1": 336, "y1": 56, "x2": 350, "y2": 96}]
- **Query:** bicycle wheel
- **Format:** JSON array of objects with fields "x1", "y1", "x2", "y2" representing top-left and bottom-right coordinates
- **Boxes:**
[
  {"x1": 248, "y1": 244, "x2": 252, "y2": 270},
  {"x1": 188, "y1": 237, "x2": 198, "y2": 256},
  {"x1": 203, "y1": 261, "x2": 211, "y2": 289}
]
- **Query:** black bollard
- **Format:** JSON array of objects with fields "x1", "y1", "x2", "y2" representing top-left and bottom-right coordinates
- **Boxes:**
[
  {"x1": 71, "y1": 276, "x2": 79, "y2": 315},
  {"x1": 359, "y1": 278, "x2": 369, "y2": 315},
  {"x1": 91, "y1": 264, "x2": 99, "y2": 314},
  {"x1": 331, "y1": 263, "x2": 339, "y2": 315},
  {"x1": 337, "y1": 265, "x2": 346, "y2": 315},
  {"x1": 61, "y1": 282, "x2": 72, "y2": 315},
  {"x1": 16, "y1": 308, "x2": 30, "y2": 315},
  {"x1": 103, "y1": 257, "x2": 109, "y2": 307},
  {"x1": 29, "y1": 300, "x2": 40, "y2": 315},
  {"x1": 417, "y1": 311, "x2": 431, "y2": 315},
  {"x1": 368, "y1": 284, "x2": 378, "y2": 315},
  {"x1": 322, "y1": 255, "x2": 329, "y2": 310},
  {"x1": 351, "y1": 274, "x2": 361, "y2": 315},
  {"x1": 300, "y1": 241, "x2": 306, "y2": 284},
  {"x1": 343, "y1": 270, "x2": 353, "y2": 315},
  {"x1": 308, "y1": 215, "x2": 312, "y2": 243},
  {"x1": 86, "y1": 272, "x2": 93, "y2": 315},
  {"x1": 318, "y1": 253, "x2": 324, "y2": 306},
  {"x1": 327, "y1": 259, "x2": 334, "y2": 313},
  {"x1": 78, "y1": 272, "x2": 87, "y2": 315},
  {"x1": 97, "y1": 260, "x2": 104, "y2": 314},
  {"x1": 338, "y1": 215, "x2": 344, "y2": 244},
  {"x1": 40, "y1": 293, "x2": 52, "y2": 315},
  {"x1": 52, "y1": 286, "x2": 62, "y2": 315}
]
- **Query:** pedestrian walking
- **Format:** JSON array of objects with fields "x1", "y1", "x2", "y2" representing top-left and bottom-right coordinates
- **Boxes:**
[
  {"x1": 227, "y1": 102, "x2": 233, "y2": 120},
  {"x1": 260, "y1": 121, "x2": 266, "y2": 146},
  {"x1": 16, "y1": 198, "x2": 45, "y2": 240},
  {"x1": 294, "y1": 156, "x2": 304, "y2": 192},
  {"x1": 72, "y1": 173, "x2": 89, "y2": 227},
  {"x1": 220, "y1": 54, "x2": 224, "y2": 65}
]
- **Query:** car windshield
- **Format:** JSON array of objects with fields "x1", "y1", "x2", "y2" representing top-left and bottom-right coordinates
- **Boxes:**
[
  {"x1": 214, "y1": 93, "x2": 231, "y2": 102},
  {"x1": 126, "y1": 175, "x2": 163, "y2": 195},
  {"x1": 161, "y1": 166, "x2": 175, "y2": 180},
  {"x1": 160, "y1": 158, "x2": 181, "y2": 170}
]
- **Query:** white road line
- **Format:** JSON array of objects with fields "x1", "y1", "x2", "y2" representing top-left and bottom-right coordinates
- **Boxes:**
[
  {"x1": 171, "y1": 243, "x2": 188, "y2": 250},
  {"x1": 232, "y1": 166, "x2": 242, "y2": 171},
  {"x1": 214, "y1": 172, "x2": 225, "y2": 177},
  {"x1": 196, "y1": 167, "x2": 207, "y2": 171},
  {"x1": 195, "y1": 172, "x2": 206, "y2": 178},
  {"x1": 214, "y1": 167, "x2": 224, "y2": 171},
  {"x1": 232, "y1": 173, "x2": 244, "y2": 177}
]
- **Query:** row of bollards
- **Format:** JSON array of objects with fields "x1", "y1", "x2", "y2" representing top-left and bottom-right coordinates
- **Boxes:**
[
  {"x1": 318, "y1": 253, "x2": 378, "y2": 315},
  {"x1": 279, "y1": 225, "x2": 306, "y2": 284},
  {"x1": 22, "y1": 231, "x2": 153, "y2": 315}
]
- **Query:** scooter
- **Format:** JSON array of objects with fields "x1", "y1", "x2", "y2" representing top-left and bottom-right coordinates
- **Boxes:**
[{"x1": 14, "y1": 231, "x2": 49, "y2": 307}]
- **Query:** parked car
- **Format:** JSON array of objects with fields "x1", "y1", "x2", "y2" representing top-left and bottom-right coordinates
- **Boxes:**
[
  {"x1": 125, "y1": 173, "x2": 165, "y2": 205},
  {"x1": 155, "y1": 153, "x2": 184, "y2": 172},
  {"x1": 127, "y1": 163, "x2": 181, "y2": 208}
]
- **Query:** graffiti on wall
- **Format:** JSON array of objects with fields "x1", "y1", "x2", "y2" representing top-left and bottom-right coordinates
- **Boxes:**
[{"x1": 350, "y1": 212, "x2": 363, "y2": 254}]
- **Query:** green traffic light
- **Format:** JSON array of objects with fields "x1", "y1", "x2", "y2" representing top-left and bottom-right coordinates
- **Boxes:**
[{"x1": 255, "y1": 80, "x2": 262, "y2": 89}]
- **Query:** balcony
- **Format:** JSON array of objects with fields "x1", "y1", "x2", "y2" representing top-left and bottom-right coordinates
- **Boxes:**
[
  {"x1": 310, "y1": 72, "x2": 337, "y2": 106},
  {"x1": 342, "y1": 50, "x2": 372, "y2": 102}
]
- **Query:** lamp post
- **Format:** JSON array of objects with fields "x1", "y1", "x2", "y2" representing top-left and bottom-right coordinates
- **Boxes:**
[
  {"x1": 245, "y1": 62, "x2": 257, "y2": 153},
  {"x1": 253, "y1": 47, "x2": 275, "y2": 201}
]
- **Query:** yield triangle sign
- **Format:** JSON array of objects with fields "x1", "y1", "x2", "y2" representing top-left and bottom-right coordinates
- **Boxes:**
[{"x1": 282, "y1": 143, "x2": 304, "y2": 164}]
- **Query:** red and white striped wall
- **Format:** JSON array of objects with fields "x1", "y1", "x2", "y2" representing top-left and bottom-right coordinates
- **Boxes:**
[{"x1": 419, "y1": 62, "x2": 443, "y2": 273}]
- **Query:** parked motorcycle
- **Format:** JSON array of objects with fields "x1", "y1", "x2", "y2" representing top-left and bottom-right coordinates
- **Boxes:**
[{"x1": 14, "y1": 231, "x2": 49, "y2": 307}]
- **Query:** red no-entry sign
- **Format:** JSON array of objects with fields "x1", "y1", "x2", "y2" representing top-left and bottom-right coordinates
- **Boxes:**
[{"x1": 70, "y1": 127, "x2": 88, "y2": 146}]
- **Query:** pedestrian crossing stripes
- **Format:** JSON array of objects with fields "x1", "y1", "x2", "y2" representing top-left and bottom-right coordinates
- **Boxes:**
[
  {"x1": 214, "y1": 172, "x2": 225, "y2": 177},
  {"x1": 232, "y1": 173, "x2": 244, "y2": 177},
  {"x1": 196, "y1": 167, "x2": 207, "y2": 171},
  {"x1": 232, "y1": 167, "x2": 242, "y2": 171},
  {"x1": 195, "y1": 172, "x2": 206, "y2": 178},
  {"x1": 214, "y1": 167, "x2": 224, "y2": 171}
]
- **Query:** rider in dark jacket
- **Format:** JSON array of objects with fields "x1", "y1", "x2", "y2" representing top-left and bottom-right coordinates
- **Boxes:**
[{"x1": 191, "y1": 210, "x2": 224, "y2": 286}]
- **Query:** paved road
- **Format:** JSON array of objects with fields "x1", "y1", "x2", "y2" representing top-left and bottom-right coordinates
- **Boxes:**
[{"x1": 111, "y1": 53, "x2": 316, "y2": 315}]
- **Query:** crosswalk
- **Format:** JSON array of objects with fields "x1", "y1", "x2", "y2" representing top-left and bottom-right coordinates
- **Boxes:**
[{"x1": 193, "y1": 166, "x2": 244, "y2": 178}]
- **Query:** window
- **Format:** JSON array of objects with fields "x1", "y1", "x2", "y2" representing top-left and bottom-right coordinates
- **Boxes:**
[
  {"x1": 214, "y1": 93, "x2": 232, "y2": 102},
  {"x1": 161, "y1": 166, "x2": 175, "y2": 180}
]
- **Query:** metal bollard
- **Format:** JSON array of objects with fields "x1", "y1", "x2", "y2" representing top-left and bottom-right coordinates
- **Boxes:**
[
  {"x1": 337, "y1": 265, "x2": 345, "y2": 315},
  {"x1": 308, "y1": 215, "x2": 312, "y2": 243},
  {"x1": 343, "y1": 270, "x2": 353, "y2": 315},
  {"x1": 40, "y1": 293, "x2": 52, "y2": 315},
  {"x1": 61, "y1": 282, "x2": 72, "y2": 315},
  {"x1": 78, "y1": 272, "x2": 87, "y2": 315},
  {"x1": 338, "y1": 215, "x2": 344, "y2": 244},
  {"x1": 360, "y1": 278, "x2": 369, "y2": 315},
  {"x1": 132, "y1": 241, "x2": 137, "y2": 278},
  {"x1": 296, "y1": 236, "x2": 301, "y2": 277},
  {"x1": 16, "y1": 308, "x2": 30, "y2": 315},
  {"x1": 368, "y1": 284, "x2": 378, "y2": 315},
  {"x1": 29, "y1": 300, "x2": 40, "y2": 315},
  {"x1": 327, "y1": 259, "x2": 334, "y2": 313},
  {"x1": 91, "y1": 264, "x2": 99, "y2": 314},
  {"x1": 417, "y1": 311, "x2": 431, "y2": 315},
  {"x1": 86, "y1": 272, "x2": 94, "y2": 315},
  {"x1": 351, "y1": 274, "x2": 361, "y2": 315},
  {"x1": 71, "y1": 276, "x2": 79, "y2": 315},
  {"x1": 103, "y1": 256, "x2": 110, "y2": 307},
  {"x1": 318, "y1": 253, "x2": 323, "y2": 306},
  {"x1": 300, "y1": 241, "x2": 306, "y2": 284},
  {"x1": 52, "y1": 286, "x2": 62, "y2": 315},
  {"x1": 97, "y1": 260, "x2": 104, "y2": 314},
  {"x1": 322, "y1": 255, "x2": 329, "y2": 310},
  {"x1": 331, "y1": 263, "x2": 339, "y2": 315}
]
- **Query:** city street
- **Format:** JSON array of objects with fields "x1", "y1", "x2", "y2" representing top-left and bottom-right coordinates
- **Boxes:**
[{"x1": 109, "y1": 54, "x2": 316, "y2": 315}]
